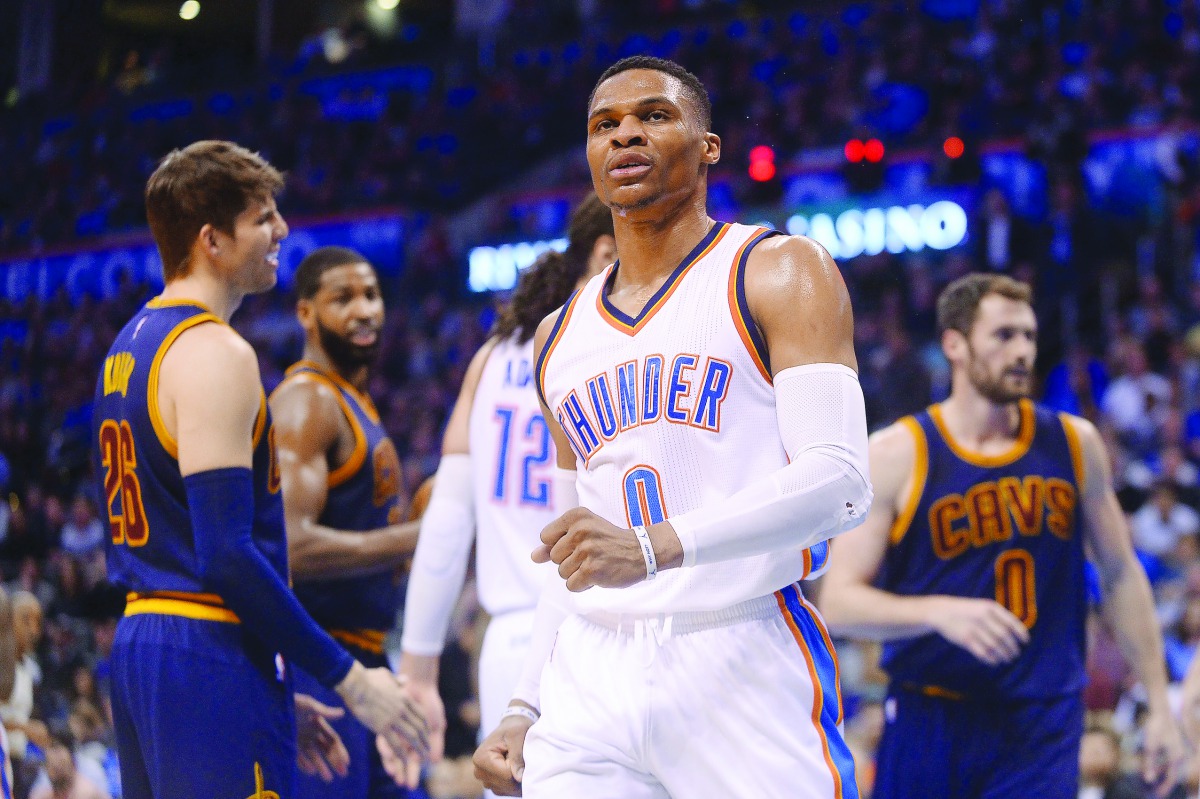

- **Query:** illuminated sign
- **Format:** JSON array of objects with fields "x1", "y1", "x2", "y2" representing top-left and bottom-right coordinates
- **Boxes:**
[
  {"x1": 0, "y1": 214, "x2": 406, "y2": 302},
  {"x1": 468, "y1": 238, "x2": 568, "y2": 293},
  {"x1": 785, "y1": 200, "x2": 967, "y2": 259}
]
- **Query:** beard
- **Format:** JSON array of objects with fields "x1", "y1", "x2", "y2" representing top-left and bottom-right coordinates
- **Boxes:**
[
  {"x1": 965, "y1": 351, "x2": 1032, "y2": 404},
  {"x1": 316, "y1": 319, "x2": 379, "y2": 372}
]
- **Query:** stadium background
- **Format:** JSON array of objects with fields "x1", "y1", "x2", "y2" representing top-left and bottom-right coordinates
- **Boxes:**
[{"x1": 2, "y1": 0, "x2": 1200, "y2": 795}]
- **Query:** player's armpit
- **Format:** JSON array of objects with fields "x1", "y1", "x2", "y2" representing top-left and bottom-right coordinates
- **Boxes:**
[{"x1": 742, "y1": 235, "x2": 857, "y2": 376}]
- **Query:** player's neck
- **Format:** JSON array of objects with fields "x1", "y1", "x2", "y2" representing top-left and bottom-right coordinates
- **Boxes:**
[
  {"x1": 301, "y1": 345, "x2": 369, "y2": 391},
  {"x1": 939, "y1": 390, "x2": 1023, "y2": 448},
  {"x1": 610, "y1": 198, "x2": 712, "y2": 287},
  {"x1": 158, "y1": 273, "x2": 244, "y2": 322}
]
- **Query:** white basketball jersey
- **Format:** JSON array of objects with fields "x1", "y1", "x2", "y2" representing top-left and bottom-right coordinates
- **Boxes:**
[
  {"x1": 469, "y1": 335, "x2": 558, "y2": 616},
  {"x1": 537, "y1": 222, "x2": 828, "y2": 616}
]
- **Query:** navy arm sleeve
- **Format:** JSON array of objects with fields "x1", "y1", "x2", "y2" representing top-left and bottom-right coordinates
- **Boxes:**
[{"x1": 184, "y1": 467, "x2": 355, "y2": 688}]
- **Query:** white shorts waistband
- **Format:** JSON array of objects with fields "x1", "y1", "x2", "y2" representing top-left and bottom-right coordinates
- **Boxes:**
[{"x1": 574, "y1": 591, "x2": 786, "y2": 637}]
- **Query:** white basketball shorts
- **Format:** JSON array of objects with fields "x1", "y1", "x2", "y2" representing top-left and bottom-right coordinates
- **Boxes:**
[{"x1": 522, "y1": 583, "x2": 858, "y2": 799}]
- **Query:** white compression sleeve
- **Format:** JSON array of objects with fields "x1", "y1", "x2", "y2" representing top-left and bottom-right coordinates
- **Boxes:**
[
  {"x1": 399, "y1": 454, "x2": 475, "y2": 657},
  {"x1": 669, "y1": 363, "x2": 872, "y2": 568},
  {"x1": 509, "y1": 467, "x2": 577, "y2": 710}
]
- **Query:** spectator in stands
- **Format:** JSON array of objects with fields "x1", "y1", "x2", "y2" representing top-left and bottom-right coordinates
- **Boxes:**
[
  {"x1": 3, "y1": 590, "x2": 49, "y2": 795},
  {"x1": 1129, "y1": 480, "x2": 1200, "y2": 563},
  {"x1": 1078, "y1": 724, "x2": 1147, "y2": 799},
  {"x1": 1103, "y1": 339, "x2": 1173, "y2": 457},
  {"x1": 1164, "y1": 593, "x2": 1200, "y2": 682},
  {"x1": 28, "y1": 725, "x2": 110, "y2": 799},
  {"x1": 57, "y1": 497, "x2": 104, "y2": 560}
]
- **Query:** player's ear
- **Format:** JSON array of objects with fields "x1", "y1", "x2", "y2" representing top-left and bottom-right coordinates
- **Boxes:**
[
  {"x1": 296, "y1": 298, "x2": 316, "y2": 330},
  {"x1": 197, "y1": 223, "x2": 222, "y2": 258},
  {"x1": 701, "y1": 132, "x2": 720, "y2": 166},
  {"x1": 942, "y1": 328, "x2": 967, "y2": 363}
]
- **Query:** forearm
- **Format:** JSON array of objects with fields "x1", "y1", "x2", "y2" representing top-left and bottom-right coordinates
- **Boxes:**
[
  {"x1": 1099, "y1": 555, "x2": 1171, "y2": 708},
  {"x1": 663, "y1": 364, "x2": 871, "y2": 568},
  {"x1": 290, "y1": 521, "x2": 420, "y2": 581},
  {"x1": 820, "y1": 582, "x2": 942, "y2": 640},
  {"x1": 399, "y1": 454, "x2": 475, "y2": 657},
  {"x1": 510, "y1": 577, "x2": 572, "y2": 710},
  {"x1": 187, "y1": 469, "x2": 354, "y2": 687}
]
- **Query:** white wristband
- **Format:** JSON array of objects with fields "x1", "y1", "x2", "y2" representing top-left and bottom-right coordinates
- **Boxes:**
[
  {"x1": 631, "y1": 525, "x2": 658, "y2": 580},
  {"x1": 500, "y1": 705, "x2": 540, "y2": 725}
]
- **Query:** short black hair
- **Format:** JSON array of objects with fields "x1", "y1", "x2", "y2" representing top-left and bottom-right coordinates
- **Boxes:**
[
  {"x1": 590, "y1": 56, "x2": 712, "y2": 131},
  {"x1": 294, "y1": 246, "x2": 373, "y2": 300}
]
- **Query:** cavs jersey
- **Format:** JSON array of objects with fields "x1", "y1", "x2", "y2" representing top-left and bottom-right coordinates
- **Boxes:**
[
  {"x1": 279, "y1": 361, "x2": 404, "y2": 650},
  {"x1": 878, "y1": 400, "x2": 1087, "y2": 699},
  {"x1": 468, "y1": 334, "x2": 558, "y2": 616},
  {"x1": 94, "y1": 298, "x2": 286, "y2": 605},
  {"x1": 537, "y1": 221, "x2": 829, "y2": 616}
]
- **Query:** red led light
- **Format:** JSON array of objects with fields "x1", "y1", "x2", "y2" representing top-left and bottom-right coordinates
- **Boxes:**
[
  {"x1": 863, "y1": 139, "x2": 885, "y2": 163},
  {"x1": 844, "y1": 139, "x2": 864, "y2": 162},
  {"x1": 748, "y1": 160, "x2": 777, "y2": 182},
  {"x1": 943, "y1": 136, "x2": 965, "y2": 159}
]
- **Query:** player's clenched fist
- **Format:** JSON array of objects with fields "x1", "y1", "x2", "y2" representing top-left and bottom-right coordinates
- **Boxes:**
[
  {"x1": 532, "y1": 507, "x2": 683, "y2": 591},
  {"x1": 473, "y1": 710, "x2": 535, "y2": 795}
]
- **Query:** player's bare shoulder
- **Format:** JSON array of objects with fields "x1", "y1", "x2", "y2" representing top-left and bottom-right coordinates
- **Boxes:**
[
  {"x1": 742, "y1": 233, "x2": 855, "y2": 368},
  {"x1": 160, "y1": 319, "x2": 260, "y2": 396},
  {"x1": 268, "y1": 369, "x2": 344, "y2": 439}
]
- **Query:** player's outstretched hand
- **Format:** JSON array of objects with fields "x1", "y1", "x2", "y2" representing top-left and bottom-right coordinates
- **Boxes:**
[
  {"x1": 928, "y1": 596, "x2": 1030, "y2": 665},
  {"x1": 473, "y1": 710, "x2": 535, "y2": 796},
  {"x1": 295, "y1": 693, "x2": 349, "y2": 783},
  {"x1": 533, "y1": 507, "x2": 681, "y2": 591},
  {"x1": 1141, "y1": 705, "x2": 1185, "y2": 798},
  {"x1": 335, "y1": 662, "x2": 430, "y2": 776}
]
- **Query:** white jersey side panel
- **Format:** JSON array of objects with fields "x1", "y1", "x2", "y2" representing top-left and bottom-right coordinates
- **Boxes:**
[
  {"x1": 469, "y1": 335, "x2": 558, "y2": 615},
  {"x1": 539, "y1": 222, "x2": 825, "y2": 617}
]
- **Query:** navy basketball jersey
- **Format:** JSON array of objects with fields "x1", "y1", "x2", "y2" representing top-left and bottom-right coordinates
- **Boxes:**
[
  {"x1": 878, "y1": 399, "x2": 1088, "y2": 699},
  {"x1": 279, "y1": 361, "x2": 404, "y2": 649},
  {"x1": 93, "y1": 298, "x2": 287, "y2": 612}
]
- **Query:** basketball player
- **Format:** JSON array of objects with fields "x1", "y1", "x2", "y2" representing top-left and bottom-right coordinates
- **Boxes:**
[
  {"x1": 396, "y1": 194, "x2": 615, "y2": 779},
  {"x1": 817, "y1": 274, "x2": 1183, "y2": 798},
  {"x1": 92, "y1": 141, "x2": 428, "y2": 799},
  {"x1": 270, "y1": 246, "x2": 423, "y2": 798},
  {"x1": 473, "y1": 56, "x2": 872, "y2": 798}
]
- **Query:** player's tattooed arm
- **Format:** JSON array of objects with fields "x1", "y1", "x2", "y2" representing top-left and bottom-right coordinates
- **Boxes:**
[{"x1": 271, "y1": 375, "x2": 420, "y2": 580}]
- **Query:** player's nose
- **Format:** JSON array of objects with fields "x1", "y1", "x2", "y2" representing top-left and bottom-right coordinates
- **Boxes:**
[{"x1": 612, "y1": 114, "x2": 647, "y2": 146}]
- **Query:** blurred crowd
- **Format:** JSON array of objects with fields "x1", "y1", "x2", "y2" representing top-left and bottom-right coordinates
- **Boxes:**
[
  {"x1": 3, "y1": 0, "x2": 1200, "y2": 255},
  {"x1": 3, "y1": 0, "x2": 1200, "y2": 797}
]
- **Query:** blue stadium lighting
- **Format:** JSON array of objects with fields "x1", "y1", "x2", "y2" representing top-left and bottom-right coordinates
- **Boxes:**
[{"x1": 468, "y1": 238, "x2": 568, "y2": 293}]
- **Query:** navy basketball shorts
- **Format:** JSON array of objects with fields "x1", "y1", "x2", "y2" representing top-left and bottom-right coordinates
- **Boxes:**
[
  {"x1": 873, "y1": 684, "x2": 1084, "y2": 799},
  {"x1": 111, "y1": 612, "x2": 296, "y2": 799}
]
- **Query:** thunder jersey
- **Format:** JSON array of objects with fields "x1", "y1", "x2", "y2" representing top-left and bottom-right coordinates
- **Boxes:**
[
  {"x1": 878, "y1": 400, "x2": 1087, "y2": 699},
  {"x1": 94, "y1": 298, "x2": 287, "y2": 602},
  {"x1": 537, "y1": 222, "x2": 830, "y2": 617},
  {"x1": 279, "y1": 361, "x2": 405, "y2": 641},
  {"x1": 468, "y1": 335, "x2": 558, "y2": 616}
]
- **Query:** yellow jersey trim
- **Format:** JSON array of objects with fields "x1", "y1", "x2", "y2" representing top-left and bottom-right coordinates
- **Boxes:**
[
  {"x1": 1059, "y1": 412, "x2": 1087, "y2": 494},
  {"x1": 328, "y1": 628, "x2": 387, "y2": 655},
  {"x1": 147, "y1": 313, "x2": 224, "y2": 459},
  {"x1": 277, "y1": 362, "x2": 367, "y2": 488},
  {"x1": 928, "y1": 399, "x2": 1035, "y2": 468},
  {"x1": 889, "y1": 416, "x2": 929, "y2": 545},
  {"x1": 146, "y1": 296, "x2": 215, "y2": 312},
  {"x1": 125, "y1": 596, "x2": 240, "y2": 624}
]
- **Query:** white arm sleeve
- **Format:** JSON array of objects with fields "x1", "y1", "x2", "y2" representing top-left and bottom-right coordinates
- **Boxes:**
[
  {"x1": 399, "y1": 454, "x2": 475, "y2": 657},
  {"x1": 669, "y1": 363, "x2": 872, "y2": 567},
  {"x1": 509, "y1": 467, "x2": 577, "y2": 709}
]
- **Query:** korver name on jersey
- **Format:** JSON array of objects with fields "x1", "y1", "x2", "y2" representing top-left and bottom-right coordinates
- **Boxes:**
[{"x1": 554, "y1": 353, "x2": 733, "y2": 463}]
